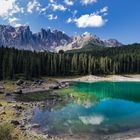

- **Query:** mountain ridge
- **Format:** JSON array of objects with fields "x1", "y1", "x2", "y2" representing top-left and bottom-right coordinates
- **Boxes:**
[{"x1": 0, "y1": 25, "x2": 123, "y2": 52}]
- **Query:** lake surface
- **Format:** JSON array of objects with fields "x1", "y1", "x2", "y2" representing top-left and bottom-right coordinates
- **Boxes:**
[{"x1": 31, "y1": 82, "x2": 140, "y2": 138}]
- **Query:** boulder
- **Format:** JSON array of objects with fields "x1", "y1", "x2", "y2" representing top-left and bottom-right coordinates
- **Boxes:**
[
  {"x1": 33, "y1": 79, "x2": 43, "y2": 85},
  {"x1": 65, "y1": 82, "x2": 69, "y2": 86},
  {"x1": 60, "y1": 84, "x2": 66, "y2": 88},
  {"x1": 0, "y1": 85, "x2": 4, "y2": 90},
  {"x1": 60, "y1": 82, "x2": 69, "y2": 88},
  {"x1": 38, "y1": 80, "x2": 43, "y2": 85},
  {"x1": 16, "y1": 80, "x2": 24, "y2": 86},
  {"x1": 14, "y1": 89, "x2": 22, "y2": 94},
  {"x1": 49, "y1": 84, "x2": 60, "y2": 89},
  {"x1": 0, "y1": 85, "x2": 4, "y2": 94}
]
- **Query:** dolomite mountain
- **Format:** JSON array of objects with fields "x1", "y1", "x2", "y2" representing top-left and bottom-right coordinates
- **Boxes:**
[{"x1": 0, "y1": 25, "x2": 123, "y2": 52}]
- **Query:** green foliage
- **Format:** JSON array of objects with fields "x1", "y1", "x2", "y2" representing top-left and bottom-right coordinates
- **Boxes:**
[
  {"x1": 0, "y1": 122, "x2": 47, "y2": 140},
  {"x1": 0, "y1": 44, "x2": 140, "y2": 80},
  {"x1": 0, "y1": 123, "x2": 15, "y2": 140}
]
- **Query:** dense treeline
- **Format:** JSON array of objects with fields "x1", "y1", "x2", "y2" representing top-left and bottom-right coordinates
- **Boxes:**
[{"x1": 0, "y1": 44, "x2": 140, "y2": 80}]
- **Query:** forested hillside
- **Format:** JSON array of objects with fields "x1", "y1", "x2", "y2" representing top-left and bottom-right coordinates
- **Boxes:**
[{"x1": 0, "y1": 44, "x2": 140, "y2": 80}]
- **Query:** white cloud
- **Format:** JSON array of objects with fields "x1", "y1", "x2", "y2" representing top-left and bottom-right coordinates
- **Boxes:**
[
  {"x1": 64, "y1": 0, "x2": 74, "y2": 6},
  {"x1": 8, "y1": 17, "x2": 21, "y2": 27},
  {"x1": 50, "y1": 3, "x2": 67, "y2": 11},
  {"x1": 48, "y1": 14, "x2": 58, "y2": 20},
  {"x1": 39, "y1": 7, "x2": 48, "y2": 15},
  {"x1": 0, "y1": 0, "x2": 24, "y2": 27},
  {"x1": 67, "y1": 7, "x2": 108, "y2": 28},
  {"x1": 75, "y1": 14, "x2": 107, "y2": 28},
  {"x1": 0, "y1": 0, "x2": 23, "y2": 18},
  {"x1": 27, "y1": 0, "x2": 41, "y2": 13},
  {"x1": 81, "y1": 0, "x2": 97, "y2": 5}
]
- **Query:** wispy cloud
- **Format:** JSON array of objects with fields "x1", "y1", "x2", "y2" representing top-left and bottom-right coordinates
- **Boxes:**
[
  {"x1": 100, "y1": 6, "x2": 108, "y2": 13},
  {"x1": 64, "y1": 0, "x2": 74, "y2": 6},
  {"x1": 49, "y1": 3, "x2": 67, "y2": 11},
  {"x1": 81, "y1": 0, "x2": 97, "y2": 5},
  {"x1": 27, "y1": 0, "x2": 41, "y2": 13},
  {"x1": 48, "y1": 14, "x2": 58, "y2": 20},
  {"x1": 8, "y1": 17, "x2": 21, "y2": 27}
]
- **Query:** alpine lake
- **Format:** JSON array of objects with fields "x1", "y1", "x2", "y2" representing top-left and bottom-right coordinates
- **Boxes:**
[{"x1": 16, "y1": 81, "x2": 140, "y2": 139}]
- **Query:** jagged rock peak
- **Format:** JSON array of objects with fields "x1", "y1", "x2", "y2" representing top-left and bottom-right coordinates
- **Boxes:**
[
  {"x1": 0, "y1": 25, "x2": 72, "y2": 51},
  {"x1": 0, "y1": 25, "x2": 123, "y2": 52}
]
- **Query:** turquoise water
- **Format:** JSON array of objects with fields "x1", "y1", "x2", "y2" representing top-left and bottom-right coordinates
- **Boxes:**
[{"x1": 31, "y1": 82, "x2": 140, "y2": 137}]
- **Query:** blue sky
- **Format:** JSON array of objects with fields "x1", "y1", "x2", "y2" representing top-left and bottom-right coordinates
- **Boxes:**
[{"x1": 0, "y1": 0, "x2": 140, "y2": 44}]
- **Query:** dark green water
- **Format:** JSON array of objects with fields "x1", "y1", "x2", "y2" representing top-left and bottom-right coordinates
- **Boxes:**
[{"x1": 31, "y1": 82, "x2": 140, "y2": 137}]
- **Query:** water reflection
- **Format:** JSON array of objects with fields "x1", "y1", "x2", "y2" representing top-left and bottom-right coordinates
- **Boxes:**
[
  {"x1": 31, "y1": 82, "x2": 140, "y2": 137},
  {"x1": 73, "y1": 82, "x2": 140, "y2": 103}
]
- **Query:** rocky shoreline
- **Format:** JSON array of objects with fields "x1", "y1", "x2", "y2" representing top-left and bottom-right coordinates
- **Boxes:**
[{"x1": 0, "y1": 78, "x2": 70, "y2": 140}]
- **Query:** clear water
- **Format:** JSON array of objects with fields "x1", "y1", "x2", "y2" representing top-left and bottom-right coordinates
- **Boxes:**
[{"x1": 31, "y1": 82, "x2": 140, "y2": 137}]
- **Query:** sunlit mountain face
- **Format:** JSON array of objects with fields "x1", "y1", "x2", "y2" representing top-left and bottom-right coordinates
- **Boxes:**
[{"x1": 0, "y1": 25, "x2": 122, "y2": 51}]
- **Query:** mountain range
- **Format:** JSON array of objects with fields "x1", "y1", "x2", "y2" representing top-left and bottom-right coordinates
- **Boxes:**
[{"x1": 0, "y1": 25, "x2": 123, "y2": 52}]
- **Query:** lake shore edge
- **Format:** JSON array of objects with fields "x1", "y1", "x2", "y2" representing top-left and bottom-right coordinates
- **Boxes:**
[
  {"x1": 55, "y1": 74, "x2": 140, "y2": 83},
  {"x1": 16, "y1": 74, "x2": 140, "y2": 94}
]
